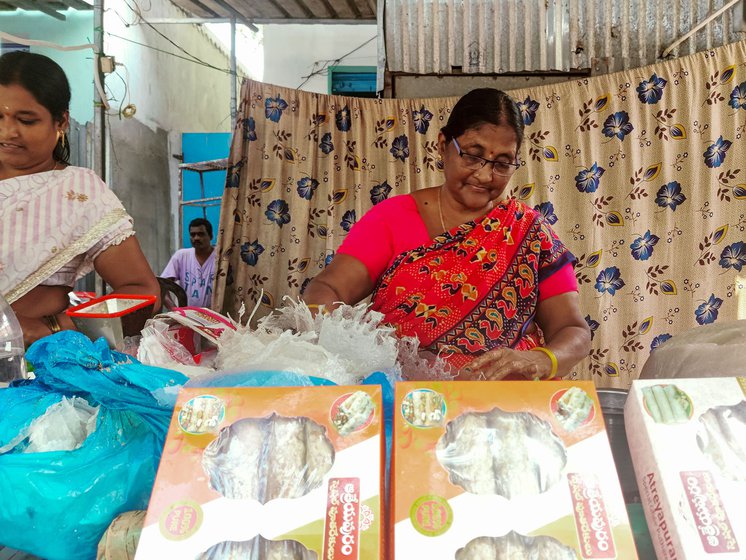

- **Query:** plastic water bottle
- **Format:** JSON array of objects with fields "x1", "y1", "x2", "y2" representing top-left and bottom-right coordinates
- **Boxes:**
[{"x1": 0, "y1": 292, "x2": 27, "y2": 384}]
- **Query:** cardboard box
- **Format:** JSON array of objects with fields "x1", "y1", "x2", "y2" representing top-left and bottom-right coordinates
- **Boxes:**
[
  {"x1": 135, "y1": 385, "x2": 383, "y2": 559},
  {"x1": 625, "y1": 378, "x2": 746, "y2": 559},
  {"x1": 392, "y1": 380, "x2": 637, "y2": 559}
]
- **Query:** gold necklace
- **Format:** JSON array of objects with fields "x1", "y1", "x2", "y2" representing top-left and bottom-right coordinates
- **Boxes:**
[{"x1": 437, "y1": 186, "x2": 447, "y2": 232}]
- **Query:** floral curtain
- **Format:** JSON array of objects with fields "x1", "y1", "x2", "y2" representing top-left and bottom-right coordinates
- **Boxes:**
[{"x1": 214, "y1": 40, "x2": 746, "y2": 389}]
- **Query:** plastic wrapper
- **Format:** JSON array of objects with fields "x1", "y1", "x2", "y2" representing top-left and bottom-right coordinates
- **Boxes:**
[
  {"x1": 455, "y1": 531, "x2": 579, "y2": 559},
  {"x1": 217, "y1": 298, "x2": 451, "y2": 385},
  {"x1": 198, "y1": 536, "x2": 317, "y2": 559},
  {"x1": 697, "y1": 401, "x2": 746, "y2": 482},
  {"x1": 436, "y1": 408, "x2": 567, "y2": 499},
  {"x1": 640, "y1": 319, "x2": 746, "y2": 379},
  {"x1": 21, "y1": 396, "x2": 97, "y2": 454},
  {"x1": 0, "y1": 331, "x2": 187, "y2": 560},
  {"x1": 202, "y1": 414, "x2": 335, "y2": 503}
]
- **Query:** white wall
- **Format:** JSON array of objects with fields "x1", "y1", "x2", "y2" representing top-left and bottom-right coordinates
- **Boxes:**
[
  {"x1": 261, "y1": 24, "x2": 377, "y2": 93},
  {"x1": 103, "y1": 0, "x2": 244, "y2": 134},
  {"x1": 0, "y1": 9, "x2": 94, "y2": 123}
]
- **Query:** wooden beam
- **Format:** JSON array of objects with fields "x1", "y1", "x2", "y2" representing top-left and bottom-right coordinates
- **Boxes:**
[{"x1": 210, "y1": 0, "x2": 258, "y2": 31}]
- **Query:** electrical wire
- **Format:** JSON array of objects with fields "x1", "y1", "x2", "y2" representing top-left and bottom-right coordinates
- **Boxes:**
[
  {"x1": 296, "y1": 35, "x2": 376, "y2": 90},
  {"x1": 104, "y1": 31, "x2": 246, "y2": 79},
  {"x1": 121, "y1": 0, "x2": 231, "y2": 74}
]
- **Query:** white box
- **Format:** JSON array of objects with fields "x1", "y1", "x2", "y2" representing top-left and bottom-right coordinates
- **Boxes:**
[{"x1": 625, "y1": 377, "x2": 746, "y2": 559}]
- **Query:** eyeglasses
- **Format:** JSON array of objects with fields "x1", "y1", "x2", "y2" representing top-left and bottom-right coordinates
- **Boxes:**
[{"x1": 452, "y1": 138, "x2": 520, "y2": 177}]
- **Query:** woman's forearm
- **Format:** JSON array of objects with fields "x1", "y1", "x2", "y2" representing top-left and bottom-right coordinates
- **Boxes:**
[
  {"x1": 542, "y1": 324, "x2": 592, "y2": 377},
  {"x1": 302, "y1": 278, "x2": 344, "y2": 311}
]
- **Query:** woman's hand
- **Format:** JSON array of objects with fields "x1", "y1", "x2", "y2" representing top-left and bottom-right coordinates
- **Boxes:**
[{"x1": 459, "y1": 347, "x2": 550, "y2": 380}]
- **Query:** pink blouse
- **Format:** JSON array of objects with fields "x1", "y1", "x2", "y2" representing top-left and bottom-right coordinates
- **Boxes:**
[{"x1": 337, "y1": 194, "x2": 578, "y2": 301}]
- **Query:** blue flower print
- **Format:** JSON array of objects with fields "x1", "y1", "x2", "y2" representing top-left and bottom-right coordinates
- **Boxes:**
[
  {"x1": 575, "y1": 162, "x2": 605, "y2": 193},
  {"x1": 336, "y1": 105, "x2": 351, "y2": 132},
  {"x1": 412, "y1": 106, "x2": 433, "y2": 134},
  {"x1": 636, "y1": 73, "x2": 667, "y2": 104},
  {"x1": 585, "y1": 315, "x2": 600, "y2": 341},
  {"x1": 602, "y1": 111, "x2": 634, "y2": 140},
  {"x1": 651, "y1": 334, "x2": 672, "y2": 351},
  {"x1": 325, "y1": 252, "x2": 335, "y2": 267},
  {"x1": 341, "y1": 210, "x2": 356, "y2": 232},
  {"x1": 390, "y1": 135, "x2": 410, "y2": 162},
  {"x1": 240, "y1": 240, "x2": 264, "y2": 266},
  {"x1": 265, "y1": 95, "x2": 288, "y2": 123},
  {"x1": 719, "y1": 241, "x2": 746, "y2": 272},
  {"x1": 518, "y1": 96, "x2": 540, "y2": 125},
  {"x1": 243, "y1": 117, "x2": 257, "y2": 141},
  {"x1": 630, "y1": 230, "x2": 660, "y2": 261},
  {"x1": 595, "y1": 266, "x2": 625, "y2": 295},
  {"x1": 319, "y1": 132, "x2": 334, "y2": 154},
  {"x1": 370, "y1": 180, "x2": 392, "y2": 205},
  {"x1": 535, "y1": 201, "x2": 558, "y2": 225},
  {"x1": 695, "y1": 294, "x2": 722, "y2": 325},
  {"x1": 296, "y1": 177, "x2": 319, "y2": 200},
  {"x1": 729, "y1": 81, "x2": 746, "y2": 110},
  {"x1": 703, "y1": 136, "x2": 732, "y2": 168},
  {"x1": 655, "y1": 181, "x2": 686, "y2": 211},
  {"x1": 265, "y1": 199, "x2": 291, "y2": 227}
]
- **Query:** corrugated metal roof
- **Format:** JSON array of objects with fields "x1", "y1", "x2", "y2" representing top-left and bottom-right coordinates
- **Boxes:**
[
  {"x1": 385, "y1": 0, "x2": 745, "y2": 74},
  {"x1": 169, "y1": 0, "x2": 376, "y2": 24},
  {"x1": 0, "y1": 0, "x2": 91, "y2": 20}
]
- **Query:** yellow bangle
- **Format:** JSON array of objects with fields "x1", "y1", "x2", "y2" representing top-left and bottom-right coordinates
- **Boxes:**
[
  {"x1": 306, "y1": 303, "x2": 328, "y2": 314},
  {"x1": 531, "y1": 346, "x2": 558, "y2": 380}
]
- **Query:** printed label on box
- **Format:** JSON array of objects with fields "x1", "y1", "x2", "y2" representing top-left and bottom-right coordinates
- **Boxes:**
[
  {"x1": 680, "y1": 471, "x2": 740, "y2": 554},
  {"x1": 324, "y1": 477, "x2": 361, "y2": 559},
  {"x1": 568, "y1": 473, "x2": 616, "y2": 558}
]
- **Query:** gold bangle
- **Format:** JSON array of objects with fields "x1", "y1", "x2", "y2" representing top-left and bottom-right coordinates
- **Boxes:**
[
  {"x1": 45, "y1": 314, "x2": 62, "y2": 334},
  {"x1": 531, "y1": 346, "x2": 558, "y2": 380}
]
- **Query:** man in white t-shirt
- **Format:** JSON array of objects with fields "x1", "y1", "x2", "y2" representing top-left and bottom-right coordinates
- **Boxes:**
[{"x1": 161, "y1": 218, "x2": 216, "y2": 308}]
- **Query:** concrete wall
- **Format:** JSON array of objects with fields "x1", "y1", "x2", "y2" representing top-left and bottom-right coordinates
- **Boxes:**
[
  {"x1": 103, "y1": 0, "x2": 243, "y2": 273},
  {"x1": 0, "y1": 9, "x2": 93, "y2": 123},
  {"x1": 261, "y1": 23, "x2": 378, "y2": 93}
]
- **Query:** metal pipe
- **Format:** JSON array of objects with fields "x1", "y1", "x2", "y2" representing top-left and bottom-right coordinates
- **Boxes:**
[{"x1": 661, "y1": 0, "x2": 741, "y2": 58}]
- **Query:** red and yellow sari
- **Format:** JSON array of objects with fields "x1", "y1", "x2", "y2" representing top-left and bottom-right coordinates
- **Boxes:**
[{"x1": 370, "y1": 198, "x2": 575, "y2": 372}]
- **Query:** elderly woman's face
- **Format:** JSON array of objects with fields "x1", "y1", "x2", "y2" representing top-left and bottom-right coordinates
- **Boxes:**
[
  {"x1": 438, "y1": 123, "x2": 519, "y2": 210},
  {"x1": 0, "y1": 83, "x2": 64, "y2": 174}
]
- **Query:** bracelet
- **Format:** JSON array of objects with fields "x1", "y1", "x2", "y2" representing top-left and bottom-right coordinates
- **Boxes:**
[
  {"x1": 306, "y1": 303, "x2": 329, "y2": 315},
  {"x1": 531, "y1": 346, "x2": 558, "y2": 380},
  {"x1": 45, "y1": 314, "x2": 62, "y2": 334}
]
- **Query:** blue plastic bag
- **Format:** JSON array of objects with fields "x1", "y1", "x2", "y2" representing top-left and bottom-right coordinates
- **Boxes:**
[{"x1": 0, "y1": 331, "x2": 186, "y2": 560}]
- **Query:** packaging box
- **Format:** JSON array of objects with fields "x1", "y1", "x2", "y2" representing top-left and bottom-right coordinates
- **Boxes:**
[
  {"x1": 392, "y1": 380, "x2": 637, "y2": 559},
  {"x1": 625, "y1": 377, "x2": 746, "y2": 559},
  {"x1": 135, "y1": 385, "x2": 383, "y2": 559}
]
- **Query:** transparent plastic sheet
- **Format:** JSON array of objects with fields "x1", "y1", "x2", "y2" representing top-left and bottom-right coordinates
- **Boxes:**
[
  {"x1": 435, "y1": 408, "x2": 567, "y2": 499},
  {"x1": 696, "y1": 401, "x2": 746, "y2": 482},
  {"x1": 0, "y1": 331, "x2": 187, "y2": 560},
  {"x1": 197, "y1": 536, "x2": 318, "y2": 560},
  {"x1": 202, "y1": 413, "x2": 335, "y2": 504},
  {"x1": 640, "y1": 319, "x2": 746, "y2": 379},
  {"x1": 217, "y1": 298, "x2": 453, "y2": 384},
  {"x1": 455, "y1": 531, "x2": 579, "y2": 560},
  {"x1": 2, "y1": 396, "x2": 99, "y2": 454},
  {"x1": 137, "y1": 317, "x2": 214, "y2": 379}
]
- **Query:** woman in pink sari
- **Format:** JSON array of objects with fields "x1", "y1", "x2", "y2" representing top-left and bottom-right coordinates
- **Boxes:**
[
  {"x1": 0, "y1": 52, "x2": 159, "y2": 345},
  {"x1": 304, "y1": 88, "x2": 590, "y2": 380}
]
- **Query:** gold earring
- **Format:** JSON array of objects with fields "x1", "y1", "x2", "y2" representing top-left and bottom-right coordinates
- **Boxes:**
[{"x1": 60, "y1": 131, "x2": 67, "y2": 148}]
